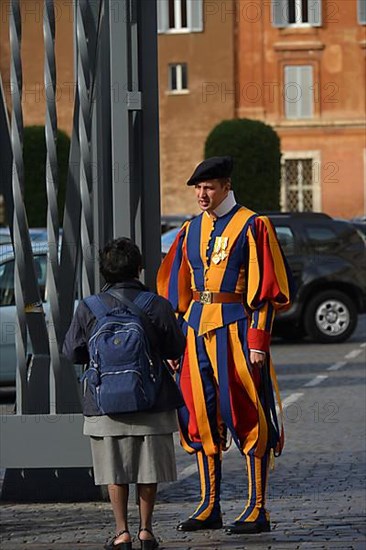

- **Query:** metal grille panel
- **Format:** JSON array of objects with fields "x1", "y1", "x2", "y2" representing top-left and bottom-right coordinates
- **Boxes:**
[
  {"x1": 282, "y1": 158, "x2": 314, "y2": 212},
  {"x1": 0, "y1": 0, "x2": 161, "y2": 477}
]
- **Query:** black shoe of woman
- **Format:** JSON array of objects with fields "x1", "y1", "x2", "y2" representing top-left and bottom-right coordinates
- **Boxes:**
[
  {"x1": 104, "y1": 530, "x2": 132, "y2": 550},
  {"x1": 138, "y1": 528, "x2": 159, "y2": 550}
]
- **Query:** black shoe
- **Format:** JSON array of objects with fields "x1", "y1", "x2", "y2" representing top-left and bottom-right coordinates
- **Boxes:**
[
  {"x1": 225, "y1": 519, "x2": 270, "y2": 534},
  {"x1": 138, "y1": 528, "x2": 159, "y2": 550},
  {"x1": 177, "y1": 517, "x2": 223, "y2": 531},
  {"x1": 104, "y1": 529, "x2": 132, "y2": 550}
]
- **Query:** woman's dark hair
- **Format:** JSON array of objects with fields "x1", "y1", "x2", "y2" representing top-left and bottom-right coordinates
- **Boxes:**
[{"x1": 99, "y1": 238, "x2": 142, "y2": 283}]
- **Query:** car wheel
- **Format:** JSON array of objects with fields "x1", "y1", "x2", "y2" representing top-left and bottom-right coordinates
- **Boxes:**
[{"x1": 304, "y1": 290, "x2": 357, "y2": 343}]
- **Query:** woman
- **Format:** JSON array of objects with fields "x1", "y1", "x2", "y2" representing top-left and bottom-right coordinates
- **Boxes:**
[{"x1": 63, "y1": 238, "x2": 186, "y2": 550}]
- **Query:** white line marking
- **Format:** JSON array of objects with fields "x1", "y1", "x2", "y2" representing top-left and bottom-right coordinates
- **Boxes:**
[
  {"x1": 327, "y1": 361, "x2": 347, "y2": 371},
  {"x1": 304, "y1": 375, "x2": 328, "y2": 387},
  {"x1": 344, "y1": 349, "x2": 364, "y2": 360},
  {"x1": 281, "y1": 392, "x2": 304, "y2": 408},
  {"x1": 360, "y1": 342, "x2": 366, "y2": 348},
  {"x1": 275, "y1": 392, "x2": 303, "y2": 418}
]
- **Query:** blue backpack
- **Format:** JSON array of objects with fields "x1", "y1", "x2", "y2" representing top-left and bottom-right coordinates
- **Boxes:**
[{"x1": 82, "y1": 290, "x2": 162, "y2": 415}]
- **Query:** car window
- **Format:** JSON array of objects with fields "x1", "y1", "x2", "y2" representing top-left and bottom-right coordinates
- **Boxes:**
[
  {"x1": 304, "y1": 225, "x2": 338, "y2": 253},
  {"x1": 0, "y1": 255, "x2": 47, "y2": 306},
  {"x1": 274, "y1": 226, "x2": 296, "y2": 256},
  {"x1": 0, "y1": 235, "x2": 12, "y2": 245}
]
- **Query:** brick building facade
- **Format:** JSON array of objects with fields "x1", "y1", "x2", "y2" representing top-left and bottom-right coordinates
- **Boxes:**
[
  {"x1": 157, "y1": 0, "x2": 235, "y2": 214},
  {"x1": 235, "y1": 0, "x2": 366, "y2": 217},
  {"x1": 0, "y1": 0, "x2": 365, "y2": 221}
]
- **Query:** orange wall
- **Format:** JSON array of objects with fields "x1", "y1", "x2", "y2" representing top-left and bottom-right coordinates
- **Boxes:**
[{"x1": 280, "y1": 127, "x2": 365, "y2": 216}]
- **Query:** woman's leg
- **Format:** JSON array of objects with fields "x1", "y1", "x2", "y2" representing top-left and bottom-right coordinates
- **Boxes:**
[
  {"x1": 108, "y1": 484, "x2": 131, "y2": 543},
  {"x1": 137, "y1": 483, "x2": 157, "y2": 540}
]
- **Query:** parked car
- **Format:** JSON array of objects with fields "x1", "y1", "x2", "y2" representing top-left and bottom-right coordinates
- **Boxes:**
[
  {"x1": 0, "y1": 242, "x2": 49, "y2": 384},
  {"x1": 0, "y1": 238, "x2": 71, "y2": 386},
  {"x1": 0, "y1": 227, "x2": 50, "y2": 245},
  {"x1": 161, "y1": 214, "x2": 192, "y2": 234},
  {"x1": 337, "y1": 217, "x2": 366, "y2": 237},
  {"x1": 161, "y1": 212, "x2": 366, "y2": 344}
]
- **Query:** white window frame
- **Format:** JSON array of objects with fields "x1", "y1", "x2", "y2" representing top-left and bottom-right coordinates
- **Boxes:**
[
  {"x1": 171, "y1": 0, "x2": 187, "y2": 32},
  {"x1": 281, "y1": 151, "x2": 321, "y2": 212},
  {"x1": 272, "y1": 0, "x2": 322, "y2": 28},
  {"x1": 289, "y1": 0, "x2": 311, "y2": 27},
  {"x1": 157, "y1": 0, "x2": 203, "y2": 34},
  {"x1": 284, "y1": 65, "x2": 314, "y2": 120},
  {"x1": 168, "y1": 63, "x2": 189, "y2": 93}
]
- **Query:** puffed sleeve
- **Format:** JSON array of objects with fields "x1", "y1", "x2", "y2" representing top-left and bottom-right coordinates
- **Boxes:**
[
  {"x1": 246, "y1": 216, "x2": 296, "y2": 352},
  {"x1": 157, "y1": 222, "x2": 192, "y2": 314}
]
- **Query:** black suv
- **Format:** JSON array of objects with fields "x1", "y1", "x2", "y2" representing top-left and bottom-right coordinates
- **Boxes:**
[
  {"x1": 268, "y1": 212, "x2": 366, "y2": 343},
  {"x1": 161, "y1": 212, "x2": 366, "y2": 343}
]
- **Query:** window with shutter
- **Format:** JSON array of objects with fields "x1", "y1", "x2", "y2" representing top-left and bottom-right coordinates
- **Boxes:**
[
  {"x1": 272, "y1": 0, "x2": 322, "y2": 27},
  {"x1": 157, "y1": 0, "x2": 203, "y2": 33},
  {"x1": 187, "y1": 0, "x2": 203, "y2": 31},
  {"x1": 157, "y1": 0, "x2": 169, "y2": 33},
  {"x1": 358, "y1": 0, "x2": 366, "y2": 24},
  {"x1": 284, "y1": 65, "x2": 314, "y2": 119}
]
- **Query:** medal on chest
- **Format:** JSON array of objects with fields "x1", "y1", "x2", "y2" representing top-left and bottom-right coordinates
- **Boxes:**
[{"x1": 211, "y1": 236, "x2": 229, "y2": 264}]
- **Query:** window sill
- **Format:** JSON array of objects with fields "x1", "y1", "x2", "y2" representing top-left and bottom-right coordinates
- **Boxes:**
[
  {"x1": 159, "y1": 28, "x2": 191, "y2": 35},
  {"x1": 279, "y1": 26, "x2": 319, "y2": 35},
  {"x1": 166, "y1": 90, "x2": 190, "y2": 95},
  {"x1": 274, "y1": 41, "x2": 324, "y2": 51},
  {"x1": 275, "y1": 119, "x2": 366, "y2": 129}
]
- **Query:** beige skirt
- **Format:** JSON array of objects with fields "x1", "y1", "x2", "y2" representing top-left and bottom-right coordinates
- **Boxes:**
[{"x1": 90, "y1": 433, "x2": 177, "y2": 485}]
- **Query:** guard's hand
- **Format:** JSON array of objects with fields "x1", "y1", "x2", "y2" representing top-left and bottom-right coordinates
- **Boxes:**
[
  {"x1": 250, "y1": 351, "x2": 266, "y2": 368},
  {"x1": 167, "y1": 358, "x2": 180, "y2": 372}
]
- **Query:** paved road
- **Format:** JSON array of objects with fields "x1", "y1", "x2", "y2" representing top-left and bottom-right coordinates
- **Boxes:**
[{"x1": 1, "y1": 316, "x2": 365, "y2": 549}]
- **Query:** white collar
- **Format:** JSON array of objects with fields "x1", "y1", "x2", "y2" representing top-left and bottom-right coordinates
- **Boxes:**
[{"x1": 205, "y1": 190, "x2": 237, "y2": 219}]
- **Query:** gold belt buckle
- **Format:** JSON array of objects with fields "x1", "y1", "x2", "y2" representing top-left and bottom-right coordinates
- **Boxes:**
[{"x1": 199, "y1": 291, "x2": 212, "y2": 304}]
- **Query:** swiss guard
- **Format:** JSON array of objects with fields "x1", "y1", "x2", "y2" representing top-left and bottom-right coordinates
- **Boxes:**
[{"x1": 157, "y1": 156, "x2": 296, "y2": 534}]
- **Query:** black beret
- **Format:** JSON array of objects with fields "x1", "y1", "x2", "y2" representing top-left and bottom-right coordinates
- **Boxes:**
[{"x1": 186, "y1": 156, "x2": 233, "y2": 186}]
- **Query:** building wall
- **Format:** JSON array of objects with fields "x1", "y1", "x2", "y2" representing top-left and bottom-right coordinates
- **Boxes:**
[
  {"x1": 158, "y1": 0, "x2": 235, "y2": 214},
  {"x1": 2, "y1": 1, "x2": 362, "y2": 221},
  {"x1": 0, "y1": 0, "x2": 74, "y2": 134},
  {"x1": 0, "y1": 1, "x2": 235, "y2": 218},
  {"x1": 236, "y1": 0, "x2": 366, "y2": 218}
]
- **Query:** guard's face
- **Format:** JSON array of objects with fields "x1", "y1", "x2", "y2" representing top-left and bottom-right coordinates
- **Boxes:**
[{"x1": 195, "y1": 179, "x2": 230, "y2": 213}]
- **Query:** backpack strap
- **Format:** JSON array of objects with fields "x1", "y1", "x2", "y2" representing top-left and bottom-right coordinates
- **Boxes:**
[
  {"x1": 107, "y1": 289, "x2": 159, "y2": 350},
  {"x1": 133, "y1": 291, "x2": 156, "y2": 311},
  {"x1": 84, "y1": 295, "x2": 111, "y2": 320}
]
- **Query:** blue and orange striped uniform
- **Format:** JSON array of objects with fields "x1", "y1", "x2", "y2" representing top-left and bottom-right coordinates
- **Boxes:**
[{"x1": 157, "y1": 205, "x2": 295, "y2": 524}]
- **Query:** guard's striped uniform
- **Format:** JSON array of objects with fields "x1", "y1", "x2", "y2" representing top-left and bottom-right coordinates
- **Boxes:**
[{"x1": 157, "y1": 205, "x2": 295, "y2": 523}]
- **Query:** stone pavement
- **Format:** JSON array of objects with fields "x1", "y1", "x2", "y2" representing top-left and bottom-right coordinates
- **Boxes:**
[{"x1": 1, "y1": 350, "x2": 365, "y2": 549}]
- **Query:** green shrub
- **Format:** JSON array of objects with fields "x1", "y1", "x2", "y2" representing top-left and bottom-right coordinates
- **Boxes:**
[
  {"x1": 205, "y1": 119, "x2": 281, "y2": 211},
  {"x1": 23, "y1": 125, "x2": 70, "y2": 227}
]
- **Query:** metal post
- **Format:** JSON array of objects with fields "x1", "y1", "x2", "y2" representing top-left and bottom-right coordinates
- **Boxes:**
[
  {"x1": 109, "y1": 0, "x2": 133, "y2": 239},
  {"x1": 137, "y1": 0, "x2": 161, "y2": 289}
]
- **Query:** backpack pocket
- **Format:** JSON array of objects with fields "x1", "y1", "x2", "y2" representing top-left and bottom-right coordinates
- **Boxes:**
[{"x1": 98, "y1": 368, "x2": 152, "y2": 414}]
